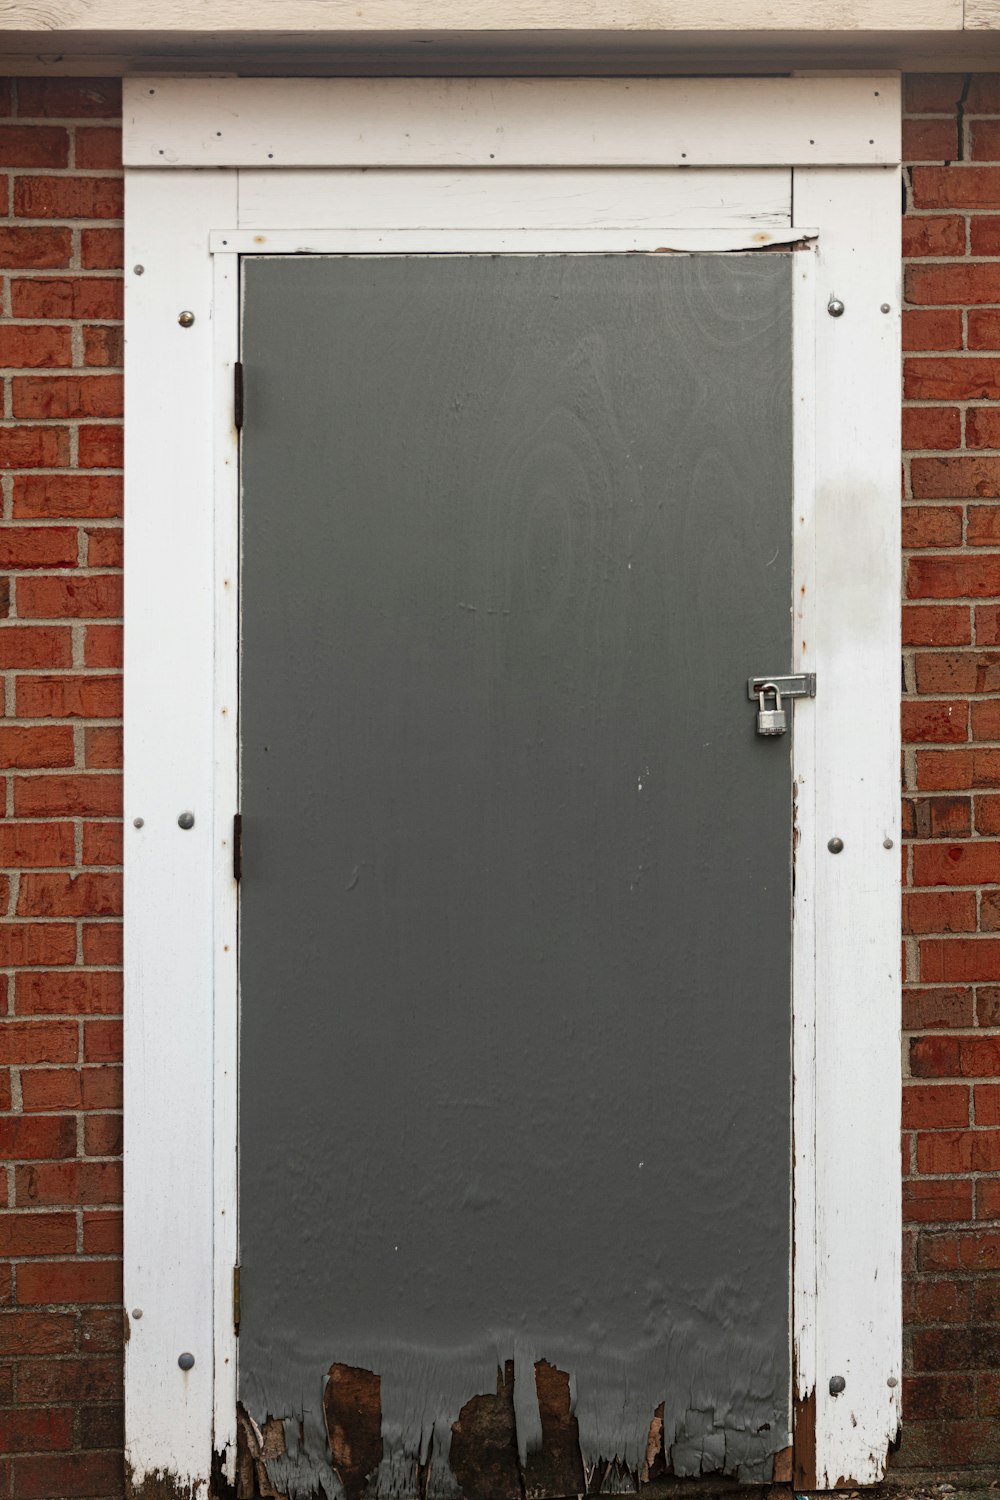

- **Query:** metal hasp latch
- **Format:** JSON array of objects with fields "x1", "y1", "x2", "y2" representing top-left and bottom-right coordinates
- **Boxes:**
[{"x1": 747, "y1": 673, "x2": 817, "y2": 738}]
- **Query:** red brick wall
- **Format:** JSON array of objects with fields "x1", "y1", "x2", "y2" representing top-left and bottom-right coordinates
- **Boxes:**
[
  {"x1": 0, "y1": 79, "x2": 124, "y2": 1500},
  {"x1": 900, "y1": 71, "x2": 1000, "y2": 1479},
  {"x1": 1, "y1": 65, "x2": 999, "y2": 1495}
]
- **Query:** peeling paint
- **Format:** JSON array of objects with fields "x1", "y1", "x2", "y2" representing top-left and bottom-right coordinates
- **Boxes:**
[{"x1": 125, "y1": 1463, "x2": 208, "y2": 1500}]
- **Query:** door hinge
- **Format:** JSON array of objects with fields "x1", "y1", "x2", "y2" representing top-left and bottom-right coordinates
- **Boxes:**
[
  {"x1": 234, "y1": 361, "x2": 244, "y2": 431},
  {"x1": 233, "y1": 813, "x2": 243, "y2": 882},
  {"x1": 233, "y1": 1263, "x2": 241, "y2": 1335}
]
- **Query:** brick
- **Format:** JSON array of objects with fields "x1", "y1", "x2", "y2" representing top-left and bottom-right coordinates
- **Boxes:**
[
  {"x1": 977, "y1": 795, "x2": 1000, "y2": 833},
  {"x1": 915, "y1": 652, "x2": 1000, "y2": 699},
  {"x1": 977, "y1": 604, "x2": 1000, "y2": 644},
  {"x1": 898, "y1": 1419, "x2": 1000, "y2": 1467},
  {"x1": 13, "y1": 474, "x2": 121, "y2": 520},
  {"x1": 84, "y1": 727, "x2": 121, "y2": 769},
  {"x1": 918, "y1": 1128, "x2": 1000, "y2": 1172},
  {"x1": 0, "y1": 1115, "x2": 76, "y2": 1160},
  {"x1": 0, "y1": 1212, "x2": 75, "y2": 1255},
  {"x1": 0, "y1": 626, "x2": 72, "y2": 668},
  {"x1": 902, "y1": 700, "x2": 968, "y2": 744},
  {"x1": 903, "y1": 1082, "x2": 969, "y2": 1129},
  {"x1": 83, "y1": 1018, "x2": 121, "y2": 1062},
  {"x1": 0, "y1": 426, "x2": 69, "y2": 468},
  {"x1": 0, "y1": 822, "x2": 75, "y2": 866},
  {"x1": 909, "y1": 797, "x2": 973, "y2": 838},
  {"x1": 902, "y1": 1374, "x2": 975, "y2": 1422},
  {"x1": 910, "y1": 1278, "x2": 973, "y2": 1324},
  {"x1": 82, "y1": 325, "x2": 122, "y2": 367},
  {"x1": 918, "y1": 1227, "x2": 1000, "y2": 1271},
  {"x1": 902, "y1": 216, "x2": 966, "y2": 260},
  {"x1": 16, "y1": 1259, "x2": 121, "y2": 1306},
  {"x1": 975, "y1": 1083, "x2": 1000, "y2": 1124},
  {"x1": 968, "y1": 410, "x2": 1000, "y2": 451},
  {"x1": 83, "y1": 1114, "x2": 120, "y2": 1156},
  {"x1": 0, "y1": 526, "x2": 77, "y2": 568},
  {"x1": 20, "y1": 1067, "x2": 121, "y2": 1111},
  {"x1": 15, "y1": 972, "x2": 121, "y2": 1020},
  {"x1": 977, "y1": 986, "x2": 1000, "y2": 1024},
  {"x1": 0, "y1": 925, "x2": 76, "y2": 968},
  {"x1": 83, "y1": 623, "x2": 121, "y2": 666},
  {"x1": 13, "y1": 175, "x2": 124, "y2": 221},
  {"x1": 908, "y1": 555, "x2": 1000, "y2": 597},
  {"x1": 0, "y1": 1020, "x2": 77, "y2": 1065},
  {"x1": 78, "y1": 1401, "x2": 123, "y2": 1450},
  {"x1": 913, "y1": 1324, "x2": 1000, "y2": 1369},
  {"x1": 0, "y1": 726, "x2": 74, "y2": 768},
  {"x1": 79, "y1": 1306, "x2": 122, "y2": 1350},
  {"x1": 969, "y1": 504, "x2": 1000, "y2": 543},
  {"x1": 79, "y1": 227, "x2": 122, "y2": 270},
  {"x1": 904, "y1": 117, "x2": 959, "y2": 160},
  {"x1": 17, "y1": 78, "x2": 122, "y2": 119},
  {"x1": 905, "y1": 306, "x2": 965, "y2": 349},
  {"x1": 904, "y1": 890, "x2": 978, "y2": 932},
  {"x1": 903, "y1": 985, "x2": 975, "y2": 1027},
  {"x1": 0, "y1": 226, "x2": 71, "y2": 270},
  {"x1": 912, "y1": 456, "x2": 1000, "y2": 498},
  {"x1": 971, "y1": 119, "x2": 1000, "y2": 160},
  {"x1": 11, "y1": 374, "x2": 122, "y2": 417},
  {"x1": 907, "y1": 263, "x2": 1000, "y2": 306},
  {"x1": 17, "y1": 872, "x2": 122, "y2": 918},
  {"x1": 903, "y1": 502, "x2": 963, "y2": 544},
  {"x1": 0, "y1": 1407, "x2": 73, "y2": 1453},
  {"x1": 905, "y1": 74, "x2": 968, "y2": 112},
  {"x1": 0, "y1": 324, "x2": 71, "y2": 369},
  {"x1": 904, "y1": 1177, "x2": 974, "y2": 1223},
  {"x1": 11, "y1": 275, "x2": 122, "y2": 321},
  {"x1": 982, "y1": 889, "x2": 1000, "y2": 928},
  {"x1": 903, "y1": 605, "x2": 971, "y2": 646},
  {"x1": 0, "y1": 1310, "x2": 74, "y2": 1354},
  {"x1": 913, "y1": 842, "x2": 1000, "y2": 886},
  {"x1": 82, "y1": 823, "x2": 122, "y2": 866},
  {"x1": 921, "y1": 937, "x2": 1000, "y2": 981},
  {"x1": 13, "y1": 774, "x2": 121, "y2": 818},
  {"x1": 82, "y1": 923, "x2": 121, "y2": 966},
  {"x1": 912, "y1": 166, "x2": 1000, "y2": 209},
  {"x1": 907, "y1": 359, "x2": 1000, "y2": 403},
  {"x1": 968, "y1": 307, "x2": 1000, "y2": 347},
  {"x1": 11, "y1": 1451, "x2": 122, "y2": 1500},
  {"x1": 973, "y1": 700, "x2": 1000, "y2": 739},
  {"x1": 74, "y1": 127, "x2": 122, "y2": 169},
  {"x1": 978, "y1": 1178, "x2": 1000, "y2": 1219},
  {"x1": 902, "y1": 406, "x2": 961, "y2": 449},
  {"x1": 968, "y1": 77, "x2": 1000, "y2": 111},
  {"x1": 15, "y1": 1161, "x2": 121, "y2": 1207},
  {"x1": 16, "y1": 574, "x2": 122, "y2": 619},
  {"x1": 15, "y1": 675, "x2": 122, "y2": 719},
  {"x1": 0, "y1": 126, "x2": 68, "y2": 168},
  {"x1": 82, "y1": 1210, "x2": 121, "y2": 1254},
  {"x1": 77, "y1": 424, "x2": 122, "y2": 469},
  {"x1": 17, "y1": 1354, "x2": 121, "y2": 1403}
]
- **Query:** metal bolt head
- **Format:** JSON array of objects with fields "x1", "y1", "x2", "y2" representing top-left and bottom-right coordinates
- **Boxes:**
[
  {"x1": 880, "y1": 303, "x2": 891, "y2": 314},
  {"x1": 827, "y1": 298, "x2": 845, "y2": 318},
  {"x1": 178, "y1": 1352, "x2": 195, "y2": 1371},
  {"x1": 883, "y1": 837, "x2": 894, "y2": 849},
  {"x1": 132, "y1": 1308, "x2": 143, "y2": 1319},
  {"x1": 827, "y1": 836, "x2": 844, "y2": 854},
  {"x1": 177, "y1": 310, "x2": 195, "y2": 328},
  {"x1": 887, "y1": 1376, "x2": 898, "y2": 1388},
  {"x1": 133, "y1": 817, "x2": 144, "y2": 829},
  {"x1": 177, "y1": 811, "x2": 195, "y2": 830},
  {"x1": 134, "y1": 264, "x2": 145, "y2": 276},
  {"x1": 829, "y1": 1374, "x2": 846, "y2": 1396}
]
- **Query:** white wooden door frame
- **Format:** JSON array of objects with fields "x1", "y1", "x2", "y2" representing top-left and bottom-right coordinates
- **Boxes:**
[{"x1": 122, "y1": 74, "x2": 902, "y2": 1497}]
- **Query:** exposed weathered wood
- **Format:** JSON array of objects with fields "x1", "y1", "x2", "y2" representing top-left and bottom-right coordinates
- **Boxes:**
[
  {"x1": 449, "y1": 1364, "x2": 522, "y2": 1500},
  {"x1": 523, "y1": 1363, "x2": 585, "y2": 1500},
  {"x1": 323, "y1": 1365, "x2": 383, "y2": 1500}
]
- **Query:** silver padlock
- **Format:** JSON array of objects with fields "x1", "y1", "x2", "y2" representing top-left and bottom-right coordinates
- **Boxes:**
[{"x1": 757, "y1": 682, "x2": 787, "y2": 737}]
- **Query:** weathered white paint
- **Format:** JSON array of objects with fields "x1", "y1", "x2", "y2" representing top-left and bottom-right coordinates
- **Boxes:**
[
  {"x1": 237, "y1": 166, "x2": 792, "y2": 232},
  {"x1": 0, "y1": 0, "x2": 966, "y2": 32},
  {"x1": 123, "y1": 76, "x2": 901, "y2": 169},
  {"x1": 795, "y1": 161, "x2": 902, "y2": 1487},
  {"x1": 124, "y1": 75, "x2": 902, "y2": 1497},
  {"x1": 123, "y1": 166, "x2": 238, "y2": 1494}
]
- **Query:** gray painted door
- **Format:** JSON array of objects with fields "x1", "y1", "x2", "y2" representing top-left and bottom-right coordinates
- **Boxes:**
[{"x1": 237, "y1": 254, "x2": 793, "y2": 1499}]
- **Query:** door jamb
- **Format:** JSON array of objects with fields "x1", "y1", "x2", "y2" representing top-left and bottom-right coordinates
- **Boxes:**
[{"x1": 122, "y1": 75, "x2": 902, "y2": 1498}]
